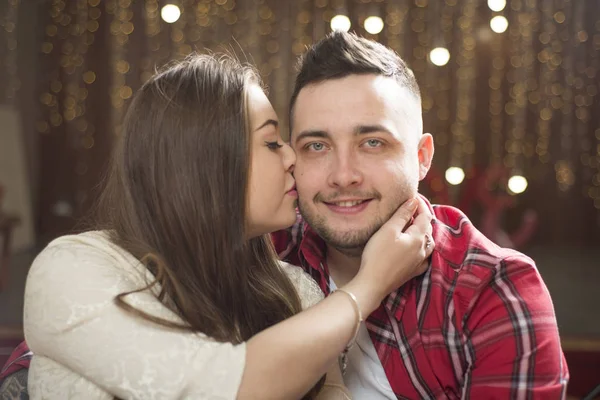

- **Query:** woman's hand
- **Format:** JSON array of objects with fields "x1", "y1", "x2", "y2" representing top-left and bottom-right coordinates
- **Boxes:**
[{"x1": 343, "y1": 196, "x2": 434, "y2": 315}]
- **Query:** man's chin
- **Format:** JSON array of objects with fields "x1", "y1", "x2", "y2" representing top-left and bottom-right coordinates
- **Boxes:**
[
  {"x1": 318, "y1": 228, "x2": 373, "y2": 250},
  {"x1": 299, "y1": 202, "x2": 382, "y2": 247}
]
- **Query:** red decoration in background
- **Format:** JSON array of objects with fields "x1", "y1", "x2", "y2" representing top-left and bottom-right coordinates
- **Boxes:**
[
  {"x1": 423, "y1": 165, "x2": 538, "y2": 250},
  {"x1": 475, "y1": 165, "x2": 538, "y2": 249}
]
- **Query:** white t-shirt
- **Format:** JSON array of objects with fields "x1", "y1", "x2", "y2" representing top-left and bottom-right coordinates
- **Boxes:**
[{"x1": 330, "y1": 277, "x2": 396, "y2": 399}]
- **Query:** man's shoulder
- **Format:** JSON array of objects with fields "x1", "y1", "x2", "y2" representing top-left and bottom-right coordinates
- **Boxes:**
[
  {"x1": 431, "y1": 203, "x2": 534, "y2": 267},
  {"x1": 429, "y1": 204, "x2": 537, "y2": 299}
]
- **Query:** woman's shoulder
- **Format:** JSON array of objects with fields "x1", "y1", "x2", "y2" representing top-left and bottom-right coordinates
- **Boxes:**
[
  {"x1": 278, "y1": 261, "x2": 324, "y2": 309},
  {"x1": 42, "y1": 230, "x2": 126, "y2": 260},
  {"x1": 24, "y1": 231, "x2": 155, "y2": 327},
  {"x1": 29, "y1": 230, "x2": 148, "y2": 282},
  {"x1": 34, "y1": 230, "x2": 116, "y2": 264}
]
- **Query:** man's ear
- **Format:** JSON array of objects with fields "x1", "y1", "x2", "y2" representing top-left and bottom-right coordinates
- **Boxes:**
[{"x1": 417, "y1": 133, "x2": 434, "y2": 181}]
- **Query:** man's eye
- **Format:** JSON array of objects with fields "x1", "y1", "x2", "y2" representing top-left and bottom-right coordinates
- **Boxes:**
[
  {"x1": 265, "y1": 141, "x2": 283, "y2": 150},
  {"x1": 307, "y1": 142, "x2": 325, "y2": 151},
  {"x1": 365, "y1": 139, "x2": 382, "y2": 148}
]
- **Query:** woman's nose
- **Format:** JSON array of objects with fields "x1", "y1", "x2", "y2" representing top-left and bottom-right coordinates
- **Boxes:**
[{"x1": 283, "y1": 143, "x2": 296, "y2": 172}]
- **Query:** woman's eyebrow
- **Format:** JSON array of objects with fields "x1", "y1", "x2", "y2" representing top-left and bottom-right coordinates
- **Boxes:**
[{"x1": 255, "y1": 119, "x2": 278, "y2": 132}]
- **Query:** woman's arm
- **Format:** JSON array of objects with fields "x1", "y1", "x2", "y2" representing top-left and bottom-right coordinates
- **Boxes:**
[
  {"x1": 279, "y1": 262, "x2": 351, "y2": 399},
  {"x1": 240, "y1": 290, "x2": 361, "y2": 399}
]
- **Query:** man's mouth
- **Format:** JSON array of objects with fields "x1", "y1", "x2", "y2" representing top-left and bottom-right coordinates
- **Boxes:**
[
  {"x1": 326, "y1": 199, "x2": 369, "y2": 207},
  {"x1": 323, "y1": 199, "x2": 373, "y2": 213}
]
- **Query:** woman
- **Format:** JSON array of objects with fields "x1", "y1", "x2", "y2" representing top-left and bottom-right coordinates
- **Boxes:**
[{"x1": 23, "y1": 54, "x2": 433, "y2": 399}]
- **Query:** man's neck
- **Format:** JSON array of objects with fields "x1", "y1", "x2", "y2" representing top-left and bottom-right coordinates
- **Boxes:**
[{"x1": 326, "y1": 245, "x2": 363, "y2": 288}]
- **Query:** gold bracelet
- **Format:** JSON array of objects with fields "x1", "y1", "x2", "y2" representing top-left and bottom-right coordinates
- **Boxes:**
[{"x1": 334, "y1": 288, "x2": 363, "y2": 349}]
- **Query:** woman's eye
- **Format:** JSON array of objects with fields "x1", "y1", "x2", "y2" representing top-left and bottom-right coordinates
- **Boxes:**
[
  {"x1": 365, "y1": 139, "x2": 382, "y2": 148},
  {"x1": 307, "y1": 142, "x2": 325, "y2": 151},
  {"x1": 265, "y1": 141, "x2": 283, "y2": 150}
]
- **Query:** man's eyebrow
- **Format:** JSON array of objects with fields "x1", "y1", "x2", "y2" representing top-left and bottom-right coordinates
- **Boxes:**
[
  {"x1": 255, "y1": 119, "x2": 278, "y2": 131},
  {"x1": 293, "y1": 124, "x2": 395, "y2": 143},
  {"x1": 294, "y1": 129, "x2": 330, "y2": 144},
  {"x1": 354, "y1": 124, "x2": 394, "y2": 136}
]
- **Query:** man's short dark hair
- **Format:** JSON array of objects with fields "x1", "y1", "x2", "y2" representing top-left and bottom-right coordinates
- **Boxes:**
[{"x1": 289, "y1": 31, "x2": 421, "y2": 130}]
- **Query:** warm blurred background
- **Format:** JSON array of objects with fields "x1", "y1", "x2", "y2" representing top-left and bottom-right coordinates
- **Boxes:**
[{"x1": 0, "y1": 0, "x2": 599, "y2": 397}]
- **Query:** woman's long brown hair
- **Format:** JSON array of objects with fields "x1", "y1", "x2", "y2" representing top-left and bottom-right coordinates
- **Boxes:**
[{"x1": 96, "y1": 54, "x2": 307, "y2": 346}]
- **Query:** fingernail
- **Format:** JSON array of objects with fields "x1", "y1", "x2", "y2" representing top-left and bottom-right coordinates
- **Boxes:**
[{"x1": 406, "y1": 197, "x2": 417, "y2": 208}]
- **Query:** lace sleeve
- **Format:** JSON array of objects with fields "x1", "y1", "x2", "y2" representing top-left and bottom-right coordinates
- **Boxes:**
[
  {"x1": 279, "y1": 261, "x2": 325, "y2": 309},
  {"x1": 24, "y1": 236, "x2": 245, "y2": 400}
]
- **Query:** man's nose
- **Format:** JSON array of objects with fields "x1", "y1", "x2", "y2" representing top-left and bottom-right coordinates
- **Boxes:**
[{"x1": 327, "y1": 152, "x2": 363, "y2": 188}]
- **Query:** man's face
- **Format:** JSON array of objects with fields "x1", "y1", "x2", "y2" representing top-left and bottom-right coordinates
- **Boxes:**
[{"x1": 291, "y1": 74, "x2": 433, "y2": 253}]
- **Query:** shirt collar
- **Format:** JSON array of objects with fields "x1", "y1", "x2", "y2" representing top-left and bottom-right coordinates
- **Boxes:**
[{"x1": 298, "y1": 222, "x2": 330, "y2": 288}]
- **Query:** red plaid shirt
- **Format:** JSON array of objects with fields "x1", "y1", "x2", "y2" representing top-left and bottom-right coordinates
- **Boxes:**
[
  {"x1": 272, "y1": 199, "x2": 569, "y2": 399},
  {"x1": 0, "y1": 341, "x2": 32, "y2": 383}
]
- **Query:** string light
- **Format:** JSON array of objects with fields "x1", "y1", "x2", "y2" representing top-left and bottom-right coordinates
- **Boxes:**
[
  {"x1": 420, "y1": 0, "x2": 436, "y2": 151},
  {"x1": 447, "y1": 0, "x2": 476, "y2": 179},
  {"x1": 161, "y1": 4, "x2": 181, "y2": 24},
  {"x1": 5, "y1": 0, "x2": 599, "y2": 233},
  {"x1": 536, "y1": 0, "x2": 556, "y2": 166},
  {"x1": 504, "y1": 0, "x2": 537, "y2": 193},
  {"x1": 556, "y1": 0, "x2": 576, "y2": 193},
  {"x1": 169, "y1": 0, "x2": 191, "y2": 60},
  {"x1": 487, "y1": 0, "x2": 507, "y2": 12},
  {"x1": 575, "y1": 1, "x2": 600, "y2": 208},
  {"x1": 37, "y1": 0, "x2": 61, "y2": 137},
  {"x1": 490, "y1": 15, "x2": 508, "y2": 33},
  {"x1": 408, "y1": 0, "x2": 428, "y2": 89},
  {"x1": 265, "y1": 0, "x2": 286, "y2": 127},
  {"x1": 364, "y1": 16, "x2": 384, "y2": 35},
  {"x1": 508, "y1": 175, "x2": 528, "y2": 194},
  {"x1": 257, "y1": 2, "x2": 277, "y2": 80},
  {"x1": 489, "y1": 12, "x2": 505, "y2": 165},
  {"x1": 445, "y1": 167, "x2": 466, "y2": 185},
  {"x1": 571, "y1": 0, "x2": 597, "y2": 208},
  {"x1": 383, "y1": 0, "x2": 409, "y2": 56},
  {"x1": 142, "y1": 0, "x2": 161, "y2": 84},
  {"x1": 1, "y1": 0, "x2": 20, "y2": 103},
  {"x1": 107, "y1": 0, "x2": 133, "y2": 136},
  {"x1": 195, "y1": 0, "x2": 217, "y2": 56},
  {"x1": 330, "y1": 15, "x2": 351, "y2": 32},
  {"x1": 34, "y1": 0, "x2": 100, "y2": 214},
  {"x1": 72, "y1": 0, "x2": 97, "y2": 208},
  {"x1": 425, "y1": 0, "x2": 455, "y2": 160},
  {"x1": 429, "y1": 47, "x2": 450, "y2": 66}
]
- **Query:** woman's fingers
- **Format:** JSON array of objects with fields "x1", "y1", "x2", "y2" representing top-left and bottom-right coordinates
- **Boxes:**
[
  {"x1": 404, "y1": 196, "x2": 435, "y2": 257},
  {"x1": 405, "y1": 197, "x2": 433, "y2": 234},
  {"x1": 358, "y1": 196, "x2": 435, "y2": 300},
  {"x1": 385, "y1": 197, "x2": 419, "y2": 231}
]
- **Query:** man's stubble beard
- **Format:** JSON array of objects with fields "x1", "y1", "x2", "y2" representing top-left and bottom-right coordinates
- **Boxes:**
[{"x1": 297, "y1": 190, "x2": 410, "y2": 258}]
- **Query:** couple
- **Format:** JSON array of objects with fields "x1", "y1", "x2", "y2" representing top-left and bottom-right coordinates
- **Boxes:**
[{"x1": 11, "y1": 32, "x2": 567, "y2": 399}]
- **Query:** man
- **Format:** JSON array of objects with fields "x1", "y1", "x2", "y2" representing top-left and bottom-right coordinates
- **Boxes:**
[{"x1": 273, "y1": 31, "x2": 568, "y2": 399}]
